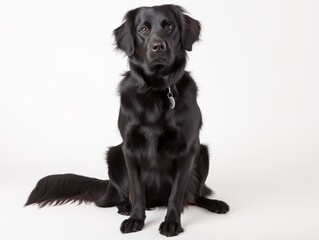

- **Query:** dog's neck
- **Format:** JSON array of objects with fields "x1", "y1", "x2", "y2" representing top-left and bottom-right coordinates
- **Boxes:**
[{"x1": 129, "y1": 57, "x2": 186, "y2": 92}]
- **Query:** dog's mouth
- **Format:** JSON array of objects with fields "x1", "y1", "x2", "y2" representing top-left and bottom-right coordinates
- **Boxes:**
[
  {"x1": 150, "y1": 57, "x2": 170, "y2": 66},
  {"x1": 143, "y1": 53, "x2": 176, "y2": 76},
  {"x1": 148, "y1": 59, "x2": 170, "y2": 73}
]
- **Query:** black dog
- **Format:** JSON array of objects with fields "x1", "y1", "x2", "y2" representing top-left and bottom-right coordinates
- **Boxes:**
[{"x1": 25, "y1": 4, "x2": 229, "y2": 237}]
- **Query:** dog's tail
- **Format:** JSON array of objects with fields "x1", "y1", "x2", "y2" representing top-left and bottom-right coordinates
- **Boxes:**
[{"x1": 25, "y1": 174, "x2": 108, "y2": 208}]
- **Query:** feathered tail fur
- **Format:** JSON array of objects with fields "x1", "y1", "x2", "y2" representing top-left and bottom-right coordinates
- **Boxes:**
[{"x1": 25, "y1": 174, "x2": 108, "y2": 207}]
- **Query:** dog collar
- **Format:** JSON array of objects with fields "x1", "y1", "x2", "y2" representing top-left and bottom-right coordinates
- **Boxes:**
[{"x1": 167, "y1": 87, "x2": 175, "y2": 109}]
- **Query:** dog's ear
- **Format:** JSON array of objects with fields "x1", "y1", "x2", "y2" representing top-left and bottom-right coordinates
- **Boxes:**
[
  {"x1": 181, "y1": 14, "x2": 201, "y2": 51},
  {"x1": 171, "y1": 5, "x2": 201, "y2": 51},
  {"x1": 113, "y1": 11, "x2": 135, "y2": 57}
]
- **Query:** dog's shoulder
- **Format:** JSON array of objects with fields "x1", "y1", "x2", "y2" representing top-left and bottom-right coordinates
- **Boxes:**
[
  {"x1": 118, "y1": 71, "x2": 135, "y2": 95},
  {"x1": 176, "y1": 71, "x2": 198, "y2": 101}
]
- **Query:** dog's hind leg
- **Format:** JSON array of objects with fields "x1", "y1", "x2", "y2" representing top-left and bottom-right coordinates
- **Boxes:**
[
  {"x1": 94, "y1": 182, "x2": 131, "y2": 214},
  {"x1": 105, "y1": 144, "x2": 131, "y2": 215},
  {"x1": 194, "y1": 144, "x2": 230, "y2": 214},
  {"x1": 197, "y1": 144, "x2": 213, "y2": 197},
  {"x1": 195, "y1": 196, "x2": 229, "y2": 214},
  {"x1": 94, "y1": 182, "x2": 121, "y2": 207}
]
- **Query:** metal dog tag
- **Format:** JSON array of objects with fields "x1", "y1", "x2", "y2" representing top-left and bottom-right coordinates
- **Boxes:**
[{"x1": 167, "y1": 87, "x2": 175, "y2": 109}]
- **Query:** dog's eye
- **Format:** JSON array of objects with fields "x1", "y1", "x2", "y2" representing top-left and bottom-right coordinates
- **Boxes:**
[
  {"x1": 139, "y1": 26, "x2": 150, "y2": 33},
  {"x1": 165, "y1": 24, "x2": 174, "y2": 31}
]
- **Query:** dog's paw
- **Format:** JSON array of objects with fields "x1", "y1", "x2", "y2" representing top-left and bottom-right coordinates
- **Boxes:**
[
  {"x1": 120, "y1": 218, "x2": 144, "y2": 233},
  {"x1": 117, "y1": 201, "x2": 132, "y2": 215},
  {"x1": 159, "y1": 221, "x2": 184, "y2": 237},
  {"x1": 208, "y1": 200, "x2": 230, "y2": 214}
]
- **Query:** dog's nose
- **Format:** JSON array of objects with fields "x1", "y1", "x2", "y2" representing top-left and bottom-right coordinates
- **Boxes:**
[{"x1": 151, "y1": 40, "x2": 166, "y2": 52}]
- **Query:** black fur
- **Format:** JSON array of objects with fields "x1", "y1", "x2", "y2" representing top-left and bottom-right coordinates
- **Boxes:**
[{"x1": 25, "y1": 4, "x2": 229, "y2": 237}]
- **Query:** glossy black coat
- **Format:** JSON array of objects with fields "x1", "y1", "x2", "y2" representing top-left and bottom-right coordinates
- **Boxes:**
[{"x1": 25, "y1": 4, "x2": 229, "y2": 237}]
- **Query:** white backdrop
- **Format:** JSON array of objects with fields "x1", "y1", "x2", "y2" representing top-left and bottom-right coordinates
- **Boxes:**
[{"x1": 0, "y1": 0, "x2": 318, "y2": 239}]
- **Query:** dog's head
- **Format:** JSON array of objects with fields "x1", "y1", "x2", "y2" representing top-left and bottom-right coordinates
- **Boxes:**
[{"x1": 114, "y1": 5, "x2": 201, "y2": 77}]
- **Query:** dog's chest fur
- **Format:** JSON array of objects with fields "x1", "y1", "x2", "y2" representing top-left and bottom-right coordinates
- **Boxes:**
[
  {"x1": 119, "y1": 73, "x2": 200, "y2": 160},
  {"x1": 123, "y1": 92, "x2": 185, "y2": 156}
]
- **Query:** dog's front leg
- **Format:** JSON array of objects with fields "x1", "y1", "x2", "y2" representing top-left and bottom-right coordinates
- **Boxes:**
[
  {"x1": 120, "y1": 152, "x2": 146, "y2": 234},
  {"x1": 159, "y1": 152, "x2": 195, "y2": 237}
]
